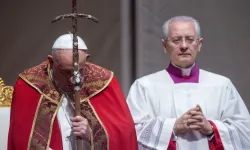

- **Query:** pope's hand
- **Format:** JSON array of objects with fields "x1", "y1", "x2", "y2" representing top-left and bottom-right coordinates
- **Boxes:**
[{"x1": 70, "y1": 116, "x2": 90, "y2": 141}]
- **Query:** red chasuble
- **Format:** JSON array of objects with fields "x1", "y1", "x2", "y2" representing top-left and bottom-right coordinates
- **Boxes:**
[{"x1": 8, "y1": 60, "x2": 138, "y2": 150}]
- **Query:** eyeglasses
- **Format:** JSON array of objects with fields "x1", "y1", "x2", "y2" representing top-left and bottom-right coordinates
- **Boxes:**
[{"x1": 166, "y1": 36, "x2": 200, "y2": 46}]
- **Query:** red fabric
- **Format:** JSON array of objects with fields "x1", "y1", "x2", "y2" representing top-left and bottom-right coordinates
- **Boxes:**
[
  {"x1": 183, "y1": 75, "x2": 190, "y2": 79},
  {"x1": 8, "y1": 77, "x2": 138, "y2": 150},
  {"x1": 208, "y1": 121, "x2": 224, "y2": 150},
  {"x1": 167, "y1": 134, "x2": 176, "y2": 150},
  {"x1": 166, "y1": 121, "x2": 225, "y2": 150},
  {"x1": 8, "y1": 78, "x2": 63, "y2": 150},
  {"x1": 49, "y1": 119, "x2": 63, "y2": 150},
  {"x1": 8, "y1": 78, "x2": 41, "y2": 150},
  {"x1": 90, "y1": 77, "x2": 138, "y2": 150}
]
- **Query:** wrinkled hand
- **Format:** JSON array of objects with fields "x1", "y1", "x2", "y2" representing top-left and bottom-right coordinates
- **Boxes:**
[
  {"x1": 188, "y1": 105, "x2": 213, "y2": 135},
  {"x1": 70, "y1": 116, "x2": 90, "y2": 141},
  {"x1": 173, "y1": 107, "x2": 197, "y2": 136}
]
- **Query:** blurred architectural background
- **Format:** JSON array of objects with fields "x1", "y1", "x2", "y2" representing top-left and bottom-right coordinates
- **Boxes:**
[{"x1": 1, "y1": 0, "x2": 250, "y2": 109}]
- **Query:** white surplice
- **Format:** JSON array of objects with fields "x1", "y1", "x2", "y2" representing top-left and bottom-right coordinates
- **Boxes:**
[{"x1": 126, "y1": 69, "x2": 250, "y2": 150}]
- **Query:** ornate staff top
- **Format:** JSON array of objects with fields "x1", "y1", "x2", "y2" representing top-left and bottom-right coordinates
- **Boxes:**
[
  {"x1": 52, "y1": 0, "x2": 98, "y2": 91},
  {"x1": 51, "y1": 0, "x2": 98, "y2": 149}
]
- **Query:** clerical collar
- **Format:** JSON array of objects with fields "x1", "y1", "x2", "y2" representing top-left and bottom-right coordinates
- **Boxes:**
[
  {"x1": 171, "y1": 63, "x2": 195, "y2": 76},
  {"x1": 166, "y1": 62, "x2": 199, "y2": 83}
]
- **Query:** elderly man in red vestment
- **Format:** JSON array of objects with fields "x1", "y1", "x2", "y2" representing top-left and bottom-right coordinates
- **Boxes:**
[{"x1": 8, "y1": 33, "x2": 138, "y2": 150}]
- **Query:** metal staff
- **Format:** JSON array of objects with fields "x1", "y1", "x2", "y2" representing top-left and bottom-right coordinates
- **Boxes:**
[{"x1": 52, "y1": 0, "x2": 98, "y2": 149}]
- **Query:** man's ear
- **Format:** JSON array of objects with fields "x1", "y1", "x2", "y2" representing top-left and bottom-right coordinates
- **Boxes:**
[
  {"x1": 47, "y1": 55, "x2": 53, "y2": 66},
  {"x1": 199, "y1": 38, "x2": 203, "y2": 44},
  {"x1": 161, "y1": 39, "x2": 168, "y2": 53},
  {"x1": 197, "y1": 38, "x2": 203, "y2": 52},
  {"x1": 86, "y1": 54, "x2": 90, "y2": 59}
]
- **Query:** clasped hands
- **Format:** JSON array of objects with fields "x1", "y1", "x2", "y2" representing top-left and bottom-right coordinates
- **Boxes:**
[{"x1": 173, "y1": 105, "x2": 213, "y2": 136}]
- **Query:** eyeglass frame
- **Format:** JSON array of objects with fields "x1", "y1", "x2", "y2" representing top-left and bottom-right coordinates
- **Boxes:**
[{"x1": 164, "y1": 36, "x2": 202, "y2": 46}]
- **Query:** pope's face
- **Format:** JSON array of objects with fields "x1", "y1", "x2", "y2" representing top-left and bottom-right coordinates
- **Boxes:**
[
  {"x1": 162, "y1": 21, "x2": 203, "y2": 68},
  {"x1": 49, "y1": 50, "x2": 88, "y2": 93}
]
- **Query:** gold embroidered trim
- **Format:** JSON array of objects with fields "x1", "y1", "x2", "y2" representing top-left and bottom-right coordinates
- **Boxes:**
[
  {"x1": 19, "y1": 75, "x2": 59, "y2": 105},
  {"x1": 88, "y1": 100, "x2": 109, "y2": 150},
  {"x1": 29, "y1": 97, "x2": 62, "y2": 149},
  {"x1": 46, "y1": 95, "x2": 64, "y2": 150},
  {"x1": 80, "y1": 72, "x2": 114, "y2": 102},
  {"x1": 21, "y1": 60, "x2": 113, "y2": 149},
  {"x1": 0, "y1": 78, "x2": 13, "y2": 107},
  {"x1": 34, "y1": 131, "x2": 47, "y2": 143},
  {"x1": 89, "y1": 124, "x2": 94, "y2": 150},
  {"x1": 27, "y1": 95, "x2": 44, "y2": 150}
]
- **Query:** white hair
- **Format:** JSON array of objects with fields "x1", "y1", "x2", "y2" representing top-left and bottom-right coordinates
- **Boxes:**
[{"x1": 162, "y1": 16, "x2": 201, "y2": 39}]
